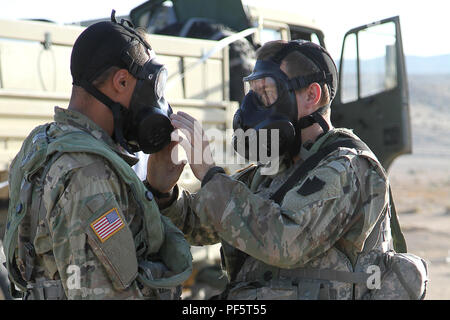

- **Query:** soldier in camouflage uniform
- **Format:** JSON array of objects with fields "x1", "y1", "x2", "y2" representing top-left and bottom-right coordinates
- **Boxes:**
[
  {"x1": 150, "y1": 40, "x2": 395, "y2": 299},
  {"x1": 3, "y1": 16, "x2": 192, "y2": 299}
]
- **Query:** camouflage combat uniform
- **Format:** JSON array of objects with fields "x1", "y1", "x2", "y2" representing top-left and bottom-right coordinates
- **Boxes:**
[
  {"x1": 5, "y1": 107, "x2": 191, "y2": 299},
  {"x1": 162, "y1": 128, "x2": 392, "y2": 299}
]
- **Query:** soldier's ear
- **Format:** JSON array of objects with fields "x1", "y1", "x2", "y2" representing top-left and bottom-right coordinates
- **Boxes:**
[
  {"x1": 112, "y1": 69, "x2": 132, "y2": 93},
  {"x1": 306, "y1": 83, "x2": 322, "y2": 107},
  {"x1": 295, "y1": 83, "x2": 322, "y2": 118}
]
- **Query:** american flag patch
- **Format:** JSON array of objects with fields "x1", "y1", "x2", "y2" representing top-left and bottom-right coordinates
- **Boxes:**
[{"x1": 90, "y1": 208, "x2": 125, "y2": 243}]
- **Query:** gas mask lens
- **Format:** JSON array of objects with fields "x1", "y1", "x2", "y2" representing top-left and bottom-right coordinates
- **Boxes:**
[
  {"x1": 154, "y1": 67, "x2": 168, "y2": 100},
  {"x1": 244, "y1": 77, "x2": 278, "y2": 107}
]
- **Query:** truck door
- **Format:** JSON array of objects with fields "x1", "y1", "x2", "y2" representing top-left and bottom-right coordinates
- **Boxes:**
[{"x1": 330, "y1": 16, "x2": 411, "y2": 170}]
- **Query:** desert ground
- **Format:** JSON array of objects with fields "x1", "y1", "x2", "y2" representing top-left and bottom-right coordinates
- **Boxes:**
[{"x1": 388, "y1": 74, "x2": 450, "y2": 299}]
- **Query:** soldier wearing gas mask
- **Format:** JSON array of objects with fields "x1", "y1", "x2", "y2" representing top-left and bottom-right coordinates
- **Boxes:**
[
  {"x1": 4, "y1": 13, "x2": 192, "y2": 299},
  {"x1": 153, "y1": 40, "x2": 396, "y2": 300}
]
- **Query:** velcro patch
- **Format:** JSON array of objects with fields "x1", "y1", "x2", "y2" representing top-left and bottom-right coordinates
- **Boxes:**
[
  {"x1": 90, "y1": 208, "x2": 124, "y2": 243},
  {"x1": 297, "y1": 176, "x2": 326, "y2": 196}
]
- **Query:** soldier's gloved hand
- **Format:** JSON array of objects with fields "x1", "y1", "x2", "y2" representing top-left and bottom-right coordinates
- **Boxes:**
[
  {"x1": 146, "y1": 140, "x2": 186, "y2": 194},
  {"x1": 170, "y1": 111, "x2": 215, "y2": 181}
]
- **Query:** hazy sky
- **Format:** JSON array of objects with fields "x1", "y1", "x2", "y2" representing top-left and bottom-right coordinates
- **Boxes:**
[{"x1": 0, "y1": 0, "x2": 447, "y2": 60}]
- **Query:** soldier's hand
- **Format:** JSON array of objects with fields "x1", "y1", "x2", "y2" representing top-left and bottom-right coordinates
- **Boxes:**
[
  {"x1": 170, "y1": 111, "x2": 215, "y2": 181},
  {"x1": 146, "y1": 140, "x2": 186, "y2": 193}
]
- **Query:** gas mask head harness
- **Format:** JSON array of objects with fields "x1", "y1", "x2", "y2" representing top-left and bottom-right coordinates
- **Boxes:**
[
  {"x1": 232, "y1": 40, "x2": 338, "y2": 161},
  {"x1": 70, "y1": 10, "x2": 173, "y2": 154}
]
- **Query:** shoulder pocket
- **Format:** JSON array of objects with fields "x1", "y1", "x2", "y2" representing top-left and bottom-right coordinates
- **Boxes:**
[{"x1": 85, "y1": 204, "x2": 138, "y2": 290}]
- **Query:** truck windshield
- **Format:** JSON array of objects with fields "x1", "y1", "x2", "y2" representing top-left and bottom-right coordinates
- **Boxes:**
[
  {"x1": 142, "y1": 1, "x2": 177, "y2": 34},
  {"x1": 260, "y1": 27, "x2": 282, "y2": 44}
]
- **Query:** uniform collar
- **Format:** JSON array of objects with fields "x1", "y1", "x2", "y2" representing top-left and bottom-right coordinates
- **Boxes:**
[
  {"x1": 299, "y1": 128, "x2": 334, "y2": 161},
  {"x1": 254, "y1": 127, "x2": 356, "y2": 187},
  {"x1": 53, "y1": 106, "x2": 139, "y2": 166},
  {"x1": 299, "y1": 127, "x2": 357, "y2": 161}
]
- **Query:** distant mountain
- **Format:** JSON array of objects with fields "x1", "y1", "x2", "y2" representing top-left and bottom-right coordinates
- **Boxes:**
[
  {"x1": 408, "y1": 74, "x2": 450, "y2": 111},
  {"x1": 337, "y1": 54, "x2": 450, "y2": 75},
  {"x1": 406, "y1": 55, "x2": 450, "y2": 74},
  {"x1": 406, "y1": 73, "x2": 450, "y2": 153}
]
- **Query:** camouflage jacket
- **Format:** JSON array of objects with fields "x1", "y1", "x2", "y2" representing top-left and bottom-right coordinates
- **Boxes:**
[
  {"x1": 10, "y1": 107, "x2": 175, "y2": 299},
  {"x1": 162, "y1": 128, "x2": 392, "y2": 299}
]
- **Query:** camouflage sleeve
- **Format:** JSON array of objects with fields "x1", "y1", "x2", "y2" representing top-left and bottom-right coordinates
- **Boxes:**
[
  {"x1": 192, "y1": 153, "x2": 388, "y2": 269},
  {"x1": 159, "y1": 165, "x2": 258, "y2": 246},
  {"x1": 160, "y1": 185, "x2": 220, "y2": 246},
  {"x1": 43, "y1": 153, "x2": 144, "y2": 299}
]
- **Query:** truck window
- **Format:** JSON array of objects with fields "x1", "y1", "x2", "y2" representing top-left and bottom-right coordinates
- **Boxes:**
[
  {"x1": 310, "y1": 33, "x2": 321, "y2": 46},
  {"x1": 260, "y1": 27, "x2": 283, "y2": 44},
  {"x1": 340, "y1": 21, "x2": 398, "y2": 103},
  {"x1": 290, "y1": 28, "x2": 322, "y2": 44},
  {"x1": 340, "y1": 33, "x2": 358, "y2": 103},
  {"x1": 359, "y1": 22, "x2": 397, "y2": 98},
  {"x1": 140, "y1": 1, "x2": 177, "y2": 34}
]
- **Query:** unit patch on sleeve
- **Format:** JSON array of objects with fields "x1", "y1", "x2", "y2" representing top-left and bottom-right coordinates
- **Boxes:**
[{"x1": 90, "y1": 208, "x2": 125, "y2": 243}]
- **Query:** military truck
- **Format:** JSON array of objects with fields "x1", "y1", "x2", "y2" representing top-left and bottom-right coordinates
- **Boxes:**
[{"x1": 0, "y1": 0, "x2": 410, "y2": 299}]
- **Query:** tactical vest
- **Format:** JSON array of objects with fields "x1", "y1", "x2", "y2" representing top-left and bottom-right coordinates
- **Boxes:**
[
  {"x1": 4, "y1": 123, "x2": 192, "y2": 299},
  {"x1": 220, "y1": 131, "x2": 427, "y2": 300}
]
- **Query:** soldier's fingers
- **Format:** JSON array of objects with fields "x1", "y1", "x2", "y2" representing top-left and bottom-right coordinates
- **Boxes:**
[
  {"x1": 171, "y1": 117, "x2": 192, "y2": 133},
  {"x1": 171, "y1": 120, "x2": 196, "y2": 145},
  {"x1": 172, "y1": 120, "x2": 194, "y2": 140},
  {"x1": 171, "y1": 122, "x2": 206, "y2": 163},
  {"x1": 177, "y1": 112, "x2": 206, "y2": 137},
  {"x1": 172, "y1": 112, "x2": 205, "y2": 140},
  {"x1": 177, "y1": 135, "x2": 194, "y2": 163},
  {"x1": 171, "y1": 113, "x2": 194, "y2": 131},
  {"x1": 166, "y1": 140, "x2": 179, "y2": 154},
  {"x1": 168, "y1": 138, "x2": 181, "y2": 165},
  {"x1": 174, "y1": 160, "x2": 187, "y2": 172},
  {"x1": 170, "y1": 130, "x2": 179, "y2": 142},
  {"x1": 176, "y1": 111, "x2": 198, "y2": 125},
  {"x1": 155, "y1": 142, "x2": 176, "y2": 163}
]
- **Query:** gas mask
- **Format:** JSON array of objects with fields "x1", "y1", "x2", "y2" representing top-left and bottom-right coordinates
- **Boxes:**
[
  {"x1": 75, "y1": 13, "x2": 173, "y2": 154},
  {"x1": 232, "y1": 40, "x2": 338, "y2": 162},
  {"x1": 122, "y1": 56, "x2": 173, "y2": 154},
  {"x1": 232, "y1": 59, "x2": 298, "y2": 161}
]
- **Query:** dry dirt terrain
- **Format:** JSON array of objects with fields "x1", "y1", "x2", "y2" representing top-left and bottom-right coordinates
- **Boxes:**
[{"x1": 388, "y1": 74, "x2": 450, "y2": 299}]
